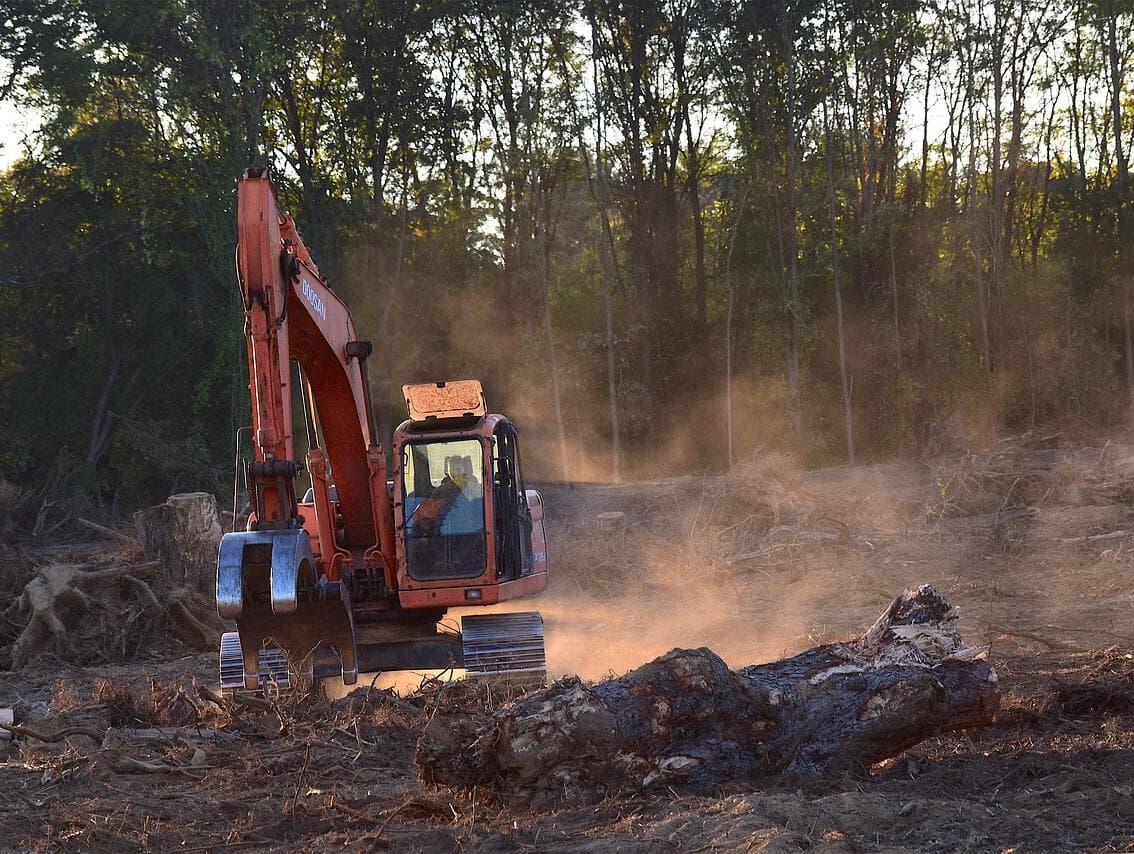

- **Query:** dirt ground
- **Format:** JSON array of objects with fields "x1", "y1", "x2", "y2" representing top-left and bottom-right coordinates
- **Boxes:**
[{"x1": 2, "y1": 436, "x2": 1134, "y2": 852}]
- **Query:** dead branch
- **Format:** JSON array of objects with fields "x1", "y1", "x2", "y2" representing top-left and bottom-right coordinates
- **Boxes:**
[
  {"x1": 77, "y1": 517, "x2": 138, "y2": 546},
  {"x1": 0, "y1": 721, "x2": 103, "y2": 743},
  {"x1": 113, "y1": 756, "x2": 178, "y2": 774}
]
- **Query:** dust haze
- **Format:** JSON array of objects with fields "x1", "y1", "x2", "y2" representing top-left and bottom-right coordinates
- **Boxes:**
[
  {"x1": 516, "y1": 432, "x2": 1134, "y2": 681},
  {"x1": 331, "y1": 273, "x2": 1133, "y2": 681}
]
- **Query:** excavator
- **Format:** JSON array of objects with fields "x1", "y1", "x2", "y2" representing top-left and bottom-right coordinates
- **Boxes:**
[{"x1": 216, "y1": 168, "x2": 548, "y2": 690}]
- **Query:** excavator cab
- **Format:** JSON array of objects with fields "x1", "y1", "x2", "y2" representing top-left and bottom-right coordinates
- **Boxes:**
[
  {"x1": 392, "y1": 381, "x2": 548, "y2": 603},
  {"x1": 401, "y1": 441, "x2": 487, "y2": 579}
]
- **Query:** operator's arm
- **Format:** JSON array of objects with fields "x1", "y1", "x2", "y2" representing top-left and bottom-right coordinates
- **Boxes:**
[{"x1": 407, "y1": 477, "x2": 462, "y2": 538}]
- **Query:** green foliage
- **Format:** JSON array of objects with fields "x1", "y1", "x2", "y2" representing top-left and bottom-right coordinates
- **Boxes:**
[{"x1": 2, "y1": 0, "x2": 1134, "y2": 507}]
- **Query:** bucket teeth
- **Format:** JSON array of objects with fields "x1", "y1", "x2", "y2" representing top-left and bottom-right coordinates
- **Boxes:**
[{"x1": 461, "y1": 612, "x2": 546, "y2": 682}]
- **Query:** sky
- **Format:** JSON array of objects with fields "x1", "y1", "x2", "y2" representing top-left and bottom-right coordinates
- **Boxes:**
[
  {"x1": 0, "y1": 99, "x2": 40, "y2": 169},
  {"x1": 0, "y1": 57, "x2": 40, "y2": 170}
]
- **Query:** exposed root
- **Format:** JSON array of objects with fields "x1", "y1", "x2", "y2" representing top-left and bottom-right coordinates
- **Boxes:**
[{"x1": 0, "y1": 562, "x2": 220, "y2": 670}]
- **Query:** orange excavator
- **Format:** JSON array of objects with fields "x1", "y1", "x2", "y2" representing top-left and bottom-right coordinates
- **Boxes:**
[{"x1": 216, "y1": 168, "x2": 548, "y2": 690}]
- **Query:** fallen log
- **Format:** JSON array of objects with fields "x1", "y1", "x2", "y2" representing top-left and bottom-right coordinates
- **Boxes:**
[{"x1": 417, "y1": 585, "x2": 998, "y2": 807}]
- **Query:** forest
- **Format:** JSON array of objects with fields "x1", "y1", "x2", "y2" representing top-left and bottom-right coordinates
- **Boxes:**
[{"x1": 1, "y1": 0, "x2": 1133, "y2": 511}]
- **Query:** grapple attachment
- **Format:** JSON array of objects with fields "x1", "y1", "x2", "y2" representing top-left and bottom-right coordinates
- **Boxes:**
[
  {"x1": 216, "y1": 529, "x2": 358, "y2": 690},
  {"x1": 461, "y1": 612, "x2": 546, "y2": 682}
]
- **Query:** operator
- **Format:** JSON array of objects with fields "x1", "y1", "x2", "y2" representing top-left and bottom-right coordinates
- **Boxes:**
[
  {"x1": 441, "y1": 455, "x2": 484, "y2": 534},
  {"x1": 406, "y1": 454, "x2": 483, "y2": 537}
]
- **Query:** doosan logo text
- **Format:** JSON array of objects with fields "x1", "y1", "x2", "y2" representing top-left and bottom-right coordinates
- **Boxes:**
[{"x1": 302, "y1": 279, "x2": 327, "y2": 321}]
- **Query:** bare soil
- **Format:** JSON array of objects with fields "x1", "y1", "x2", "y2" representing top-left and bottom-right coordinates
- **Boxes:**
[{"x1": 2, "y1": 437, "x2": 1134, "y2": 852}]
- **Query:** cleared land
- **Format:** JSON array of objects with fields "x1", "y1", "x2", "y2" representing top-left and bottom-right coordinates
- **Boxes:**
[{"x1": 2, "y1": 433, "x2": 1133, "y2": 852}]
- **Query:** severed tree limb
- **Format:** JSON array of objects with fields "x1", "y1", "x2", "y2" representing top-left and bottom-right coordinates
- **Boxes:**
[
  {"x1": 77, "y1": 517, "x2": 139, "y2": 546},
  {"x1": 83, "y1": 561, "x2": 162, "y2": 581},
  {"x1": 113, "y1": 757, "x2": 168, "y2": 773},
  {"x1": 0, "y1": 721, "x2": 104, "y2": 743},
  {"x1": 417, "y1": 586, "x2": 999, "y2": 807}
]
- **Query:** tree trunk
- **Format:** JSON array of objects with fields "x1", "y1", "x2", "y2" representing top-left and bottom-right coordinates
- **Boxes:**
[
  {"x1": 1106, "y1": 4, "x2": 1128, "y2": 193},
  {"x1": 418, "y1": 586, "x2": 998, "y2": 808},
  {"x1": 825, "y1": 99, "x2": 855, "y2": 466},
  {"x1": 781, "y1": 13, "x2": 802, "y2": 409},
  {"x1": 1124, "y1": 277, "x2": 1134, "y2": 407},
  {"x1": 590, "y1": 33, "x2": 621, "y2": 481},
  {"x1": 724, "y1": 183, "x2": 751, "y2": 471},
  {"x1": 890, "y1": 219, "x2": 901, "y2": 373},
  {"x1": 278, "y1": 76, "x2": 321, "y2": 257},
  {"x1": 86, "y1": 348, "x2": 122, "y2": 467},
  {"x1": 133, "y1": 493, "x2": 223, "y2": 595},
  {"x1": 541, "y1": 209, "x2": 569, "y2": 482},
  {"x1": 600, "y1": 227, "x2": 621, "y2": 481},
  {"x1": 966, "y1": 48, "x2": 992, "y2": 375}
]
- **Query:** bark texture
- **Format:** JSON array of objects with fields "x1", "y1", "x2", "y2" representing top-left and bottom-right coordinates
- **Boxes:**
[
  {"x1": 417, "y1": 586, "x2": 998, "y2": 807},
  {"x1": 133, "y1": 492, "x2": 223, "y2": 594}
]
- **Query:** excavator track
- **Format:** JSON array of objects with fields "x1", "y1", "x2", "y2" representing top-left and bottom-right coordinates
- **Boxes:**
[
  {"x1": 218, "y1": 631, "x2": 293, "y2": 694},
  {"x1": 461, "y1": 612, "x2": 546, "y2": 683}
]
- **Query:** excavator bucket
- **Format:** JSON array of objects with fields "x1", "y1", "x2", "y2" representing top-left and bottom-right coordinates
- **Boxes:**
[{"x1": 216, "y1": 529, "x2": 358, "y2": 690}]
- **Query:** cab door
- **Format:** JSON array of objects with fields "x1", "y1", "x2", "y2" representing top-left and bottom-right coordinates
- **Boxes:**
[{"x1": 491, "y1": 421, "x2": 534, "y2": 582}]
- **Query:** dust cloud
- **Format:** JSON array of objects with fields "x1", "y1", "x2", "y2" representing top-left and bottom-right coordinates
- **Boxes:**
[
  {"x1": 324, "y1": 434, "x2": 1134, "y2": 693},
  {"x1": 519, "y1": 453, "x2": 916, "y2": 679},
  {"x1": 523, "y1": 435, "x2": 1134, "y2": 680}
]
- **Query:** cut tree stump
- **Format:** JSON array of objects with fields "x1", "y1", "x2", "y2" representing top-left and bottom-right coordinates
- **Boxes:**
[
  {"x1": 417, "y1": 585, "x2": 998, "y2": 807},
  {"x1": 1, "y1": 492, "x2": 225, "y2": 669},
  {"x1": 133, "y1": 492, "x2": 222, "y2": 594}
]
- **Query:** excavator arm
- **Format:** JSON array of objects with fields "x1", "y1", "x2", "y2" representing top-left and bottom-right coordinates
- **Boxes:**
[{"x1": 218, "y1": 169, "x2": 395, "y2": 687}]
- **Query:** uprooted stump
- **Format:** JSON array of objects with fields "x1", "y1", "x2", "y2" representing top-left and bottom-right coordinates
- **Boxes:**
[
  {"x1": 417, "y1": 585, "x2": 998, "y2": 807},
  {"x1": 0, "y1": 561, "x2": 220, "y2": 670}
]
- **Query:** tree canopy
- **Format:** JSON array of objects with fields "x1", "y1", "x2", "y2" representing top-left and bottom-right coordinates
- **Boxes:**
[{"x1": 2, "y1": 0, "x2": 1133, "y2": 509}]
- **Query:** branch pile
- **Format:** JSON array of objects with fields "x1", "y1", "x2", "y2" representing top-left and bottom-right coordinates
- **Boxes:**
[
  {"x1": 930, "y1": 433, "x2": 1134, "y2": 517},
  {"x1": 0, "y1": 493, "x2": 223, "y2": 670},
  {"x1": 417, "y1": 585, "x2": 998, "y2": 807},
  {"x1": 0, "y1": 560, "x2": 219, "y2": 670}
]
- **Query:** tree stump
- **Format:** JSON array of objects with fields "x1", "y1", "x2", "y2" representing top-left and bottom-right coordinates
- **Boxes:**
[
  {"x1": 0, "y1": 560, "x2": 219, "y2": 669},
  {"x1": 133, "y1": 493, "x2": 222, "y2": 594},
  {"x1": 417, "y1": 585, "x2": 999, "y2": 807}
]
